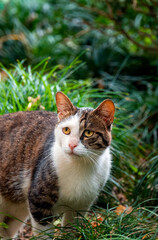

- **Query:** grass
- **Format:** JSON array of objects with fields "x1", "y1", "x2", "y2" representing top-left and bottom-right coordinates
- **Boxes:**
[
  {"x1": 0, "y1": 59, "x2": 157, "y2": 239},
  {"x1": 25, "y1": 204, "x2": 158, "y2": 240},
  {"x1": 0, "y1": 57, "x2": 101, "y2": 113}
]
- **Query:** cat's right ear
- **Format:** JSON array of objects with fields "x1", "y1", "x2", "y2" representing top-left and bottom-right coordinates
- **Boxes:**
[
  {"x1": 93, "y1": 99, "x2": 115, "y2": 126},
  {"x1": 56, "y1": 92, "x2": 77, "y2": 121}
]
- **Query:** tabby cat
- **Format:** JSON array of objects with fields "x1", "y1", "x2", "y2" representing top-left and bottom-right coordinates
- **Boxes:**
[{"x1": 0, "y1": 92, "x2": 115, "y2": 239}]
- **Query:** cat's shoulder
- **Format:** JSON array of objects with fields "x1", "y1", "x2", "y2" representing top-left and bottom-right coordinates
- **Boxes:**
[
  {"x1": 0, "y1": 110, "x2": 57, "y2": 120},
  {"x1": 0, "y1": 110, "x2": 58, "y2": 133}
]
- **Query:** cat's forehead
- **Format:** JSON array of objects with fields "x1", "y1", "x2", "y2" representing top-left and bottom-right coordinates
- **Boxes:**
[
  {"x1": 78, "y1": 106, "x2": 106, "y2": 131},
  {"x1": 78, "y1": 107, "x2": 94, "y2": 112},
  {"x1": 59, "y1": 114, "x2": 80, "y2": 128},
  {"x1": 58, "y1": 107, "x2": 93, "y2": 124},
  {"x1": 57, "y1": 108, "x2": 94, "y2": 131},
  {"x1": 77, "y1": 107, "x2": 94, "y2": 118},
  {"x1": 58, "y1": 106, "x2": 107, "y2": 131}
]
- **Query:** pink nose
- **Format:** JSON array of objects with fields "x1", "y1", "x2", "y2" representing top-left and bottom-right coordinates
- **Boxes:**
[{"x1": 69, "y1": 142, "x2": 78, "y2": 151}]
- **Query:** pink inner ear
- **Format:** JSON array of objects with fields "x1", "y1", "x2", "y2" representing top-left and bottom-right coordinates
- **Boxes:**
[
  {"x1": 94, "y1": 99, "x2": 115, "y2": 125},
  {"x1": 56, "y1": 91, "x2": 77, "y2": 120},
  {"x1": 56, "y1": 92, "x2": 73, "y2": 112}
]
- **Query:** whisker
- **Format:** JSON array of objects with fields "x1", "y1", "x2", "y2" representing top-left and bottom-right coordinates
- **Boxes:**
[
  {"x1": 40, "y1": 153, "x2": 52, "y2": 162},
  {"x1": 83, "y1": 156, "x2": 96, "y2": 170},
  {"x1": 36, "y1": 148, "x2": 52, "y2": 159},
  {"x1": 84, "y1": 153, "x2": 100, "y2": 169}
]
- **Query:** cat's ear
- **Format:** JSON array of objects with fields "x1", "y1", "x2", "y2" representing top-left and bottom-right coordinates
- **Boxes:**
[
  {"x1": 93, "y1": 99, "x2": 115, "y2": 125},
  {"x1": 56, "y1": 92, "x2": 77, "y2": 121}
]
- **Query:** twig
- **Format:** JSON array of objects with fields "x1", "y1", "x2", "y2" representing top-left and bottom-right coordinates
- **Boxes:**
[{"x1": 120, "y1": 29, "x2": 158, "y2": 52}]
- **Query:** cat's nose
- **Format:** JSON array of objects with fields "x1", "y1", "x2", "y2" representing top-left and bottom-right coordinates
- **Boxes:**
[{"x1": 69, "y1": 142, "x2": 78, "y2": 151}]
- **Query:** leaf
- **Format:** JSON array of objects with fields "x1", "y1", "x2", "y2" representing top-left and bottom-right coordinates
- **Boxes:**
[
  {"x1": 134, "y1": 14, "x2": 143, "y2": 28},
  {"x1": 129, "y1": 164, "x2": 138, "y2": 173},
  {"x1": 0, "y1": 71, "x2": 8, "y2": 81},
  {"x1": 91, "y1": 221, "x2": 100, "y2": 228},
  {"x1": 114, "y1": 205, "x2": 133, "y2": 216},
  {"x1": 0, "y1": 222, "x2": 8, "y2": 229},
  {"x1": 142, "y1": 234, "x2": 152, "y2": 239},
  {"x1": 91, "y1": 214, "x2": 104, "y2": 228},
  {"x1": 27, "y1": 95, "x2": 41, "y2": 110},
  {"x1": 53, "y1": 219, "x2": 61, "y2": 227},
  {"x1": 97, "y1": 216, "x2": 104, "y2": 222},
  {"x1": 27, "y1": 95, "x2": 40, "y2": 104}
]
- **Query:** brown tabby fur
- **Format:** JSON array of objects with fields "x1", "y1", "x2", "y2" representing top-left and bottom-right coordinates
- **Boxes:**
[
  {"x1": 0, "y1": 111, "x2": 59, "y2": 235},
  {"x1": 0, "y1": 111, "x2": 58, "y2": 202}
]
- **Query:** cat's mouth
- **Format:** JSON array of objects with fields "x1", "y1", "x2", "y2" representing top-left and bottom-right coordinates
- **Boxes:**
[
  {"x1": 68, "y1": 150, "x2": 80, "y2": 156},
  {"x1": 65, "y1": 148, "x2": 83, "y2": 157}
]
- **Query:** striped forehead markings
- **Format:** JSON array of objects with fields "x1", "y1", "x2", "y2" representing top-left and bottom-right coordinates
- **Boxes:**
[{"x1": 80, "y1": 112, "x2": 89, "y2": 129}]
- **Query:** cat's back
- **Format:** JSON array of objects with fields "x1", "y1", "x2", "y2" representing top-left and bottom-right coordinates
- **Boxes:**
[
  {"x1": 0, "y1": 110, "x2": 57, "y2": 143},
  {"x1": 0, "y1": 110, "x2": 57, "y2": 163},
  {"x1": 0, "y1": 111, "x2": 57, "y2": 201},
  {"x1": 0, "y1": 110, "x2": 57, "y2": 132}
]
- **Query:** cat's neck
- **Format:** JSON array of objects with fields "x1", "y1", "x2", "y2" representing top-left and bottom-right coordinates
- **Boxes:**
[{"x1": 51, "y1": 143, "x2": 111, "y2": 208}]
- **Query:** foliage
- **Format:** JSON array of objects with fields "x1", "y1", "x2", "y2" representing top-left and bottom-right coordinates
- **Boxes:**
[
  {"x1": 0, "y1": 0, "x2": 158, "y2": 238},
  {"x1": 0, "y1": 0, "x2": 158, "y2": 71}
]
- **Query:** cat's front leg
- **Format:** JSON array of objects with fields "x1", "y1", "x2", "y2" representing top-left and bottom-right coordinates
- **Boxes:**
[
  {"x1": 28, "y1": 162, "x2": 59, "y2": 238},
  {"x1": 30, "y1": 215, "x2": 54, "y2": 239},
  {"x1": 28, "y1": 197, "x2": 55, "y2": 239},
  {"x1": 61, "y1": 211, "x2": 75, "y2": 227},
  {"x1": 61, "y1": 209, "x2": 87, "y2": 227}
]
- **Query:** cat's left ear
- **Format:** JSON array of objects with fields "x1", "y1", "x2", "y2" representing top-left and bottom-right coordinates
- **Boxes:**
[
  {"x1": 56, "y1": 92, "x2": 77, "y2": 121},
  {"x1": 93, "y1": 99, "x2": 115, "y2": 126}
]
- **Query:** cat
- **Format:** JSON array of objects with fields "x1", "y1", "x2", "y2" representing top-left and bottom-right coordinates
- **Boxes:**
[{"x1": 0, "y1": 91, "x2": 115, "y2": 239}]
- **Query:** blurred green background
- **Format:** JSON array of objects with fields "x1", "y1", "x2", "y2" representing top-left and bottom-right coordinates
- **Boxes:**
[{"x1": 0, "y1": 0, "x2": 157, "y2": 239}]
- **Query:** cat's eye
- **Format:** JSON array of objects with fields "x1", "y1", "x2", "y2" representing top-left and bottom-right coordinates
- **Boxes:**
[
  {"x1": 84, "y1": 130, "x2": 94, "y2": 137},
  {"x1": 62, "y1": 127, "x2": 71, "y2": 135}
]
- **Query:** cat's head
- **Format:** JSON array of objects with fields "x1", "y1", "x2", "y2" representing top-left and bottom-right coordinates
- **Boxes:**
[{"x1": 54, "y1": 92, "x2": 115, "y2": 158}]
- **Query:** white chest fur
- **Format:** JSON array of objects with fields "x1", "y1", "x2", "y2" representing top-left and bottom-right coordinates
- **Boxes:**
[{"x1": 52, "y1": 143, "x2": 111, "y2": 213}]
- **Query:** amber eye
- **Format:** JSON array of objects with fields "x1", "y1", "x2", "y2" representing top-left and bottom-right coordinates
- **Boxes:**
[
  {"x1": 84, "y1": 130, "x2": 94, "y2": 137},
  {"x1": 62, "y1": 127, "x2": 71, "y2": 135}
]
